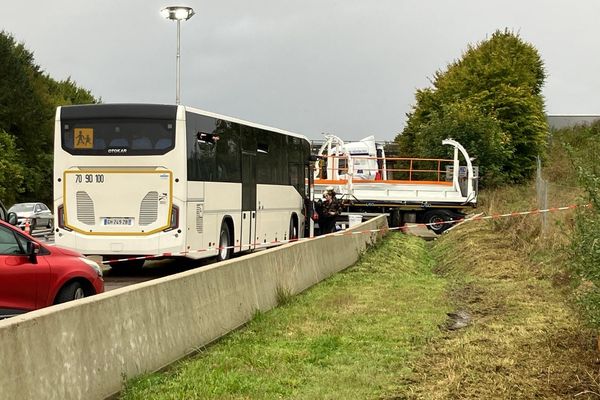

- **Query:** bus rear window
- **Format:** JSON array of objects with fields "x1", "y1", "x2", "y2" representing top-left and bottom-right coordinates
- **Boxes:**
[{"x1": 61, "y1": 119, "x2": 175, "y2": 156}]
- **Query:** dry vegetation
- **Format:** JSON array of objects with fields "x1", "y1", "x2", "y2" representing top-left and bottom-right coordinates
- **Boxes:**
[{"x1": 398, "y1": 178, "x2": 600, "y2": 398}]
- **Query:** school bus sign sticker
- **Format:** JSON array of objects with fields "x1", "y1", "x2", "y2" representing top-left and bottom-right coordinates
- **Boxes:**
[{"x1": 74, "y1": 128, "x2": 94, "y2": 149}]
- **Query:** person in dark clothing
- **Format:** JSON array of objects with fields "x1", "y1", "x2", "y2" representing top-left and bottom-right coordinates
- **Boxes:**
[{"x1": 318, "y1": 189, "x2": 340, "y2": 234}]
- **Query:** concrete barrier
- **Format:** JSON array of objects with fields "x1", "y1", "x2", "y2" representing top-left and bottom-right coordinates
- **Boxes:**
[{"x1": 0, "y1": 216, "x2": 387, "y2": 400}]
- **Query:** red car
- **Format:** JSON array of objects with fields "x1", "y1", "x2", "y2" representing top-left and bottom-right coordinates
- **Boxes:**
[{"x1": 0, "y1": 219, "x2": 104, "y2": 318}]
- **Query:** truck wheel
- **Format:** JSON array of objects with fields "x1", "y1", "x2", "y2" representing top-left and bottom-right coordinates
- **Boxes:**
[
  {"x1": 423, "y1": 210, "x2": 454, "y2": 234},
  {"x1": 389, "y1": 209, "x2": 401, "y2": 228}
]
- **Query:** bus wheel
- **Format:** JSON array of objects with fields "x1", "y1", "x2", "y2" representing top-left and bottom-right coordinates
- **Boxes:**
[
  {"x1": 217, "y1": 222, "x2": 232, "y2": 261},
  {"x1": 423, "y1": 210, "x2": 454, "y2": 234},
  {"x1": 289, "y1": 217, "x2": 298, "y2": 241}
]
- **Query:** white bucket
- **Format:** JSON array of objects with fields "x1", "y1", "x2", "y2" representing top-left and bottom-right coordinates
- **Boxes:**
[{"x1": 348, "y1": 214, "x2": 363, "y2": 227}]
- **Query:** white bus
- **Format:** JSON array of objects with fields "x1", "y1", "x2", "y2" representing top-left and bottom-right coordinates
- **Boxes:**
[{"x1": 53, "y1": 104, "x2": 313, "y2": 269}]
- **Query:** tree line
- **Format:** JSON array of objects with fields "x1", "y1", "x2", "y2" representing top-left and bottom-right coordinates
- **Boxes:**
[{"x1": 0, "y1": 30, "x2": 98, "y2": 207}]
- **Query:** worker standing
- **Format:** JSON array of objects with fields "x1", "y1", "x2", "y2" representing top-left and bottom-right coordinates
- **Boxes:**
[{"x1": 318, "y1": 188, "x2": 340, "y2": 234}]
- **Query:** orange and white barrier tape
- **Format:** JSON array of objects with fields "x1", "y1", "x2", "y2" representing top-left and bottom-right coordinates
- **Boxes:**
[
  {"x1": 400, "y1": 203, "x2": 590, "y2": 231},
  {"x1": 102, "y1": 203, "x2": 589, "y2": 265}
]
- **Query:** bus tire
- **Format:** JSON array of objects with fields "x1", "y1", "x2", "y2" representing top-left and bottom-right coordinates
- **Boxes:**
[
  {"x1": 289, "y1": 216, "x2": 298, "y2": 242},
  {"x1": 423, "y1": 210, "x2": 454, "y2": 234},
  {"x1": 217, "y1": 222, "x2": 232, "y2": 261}
]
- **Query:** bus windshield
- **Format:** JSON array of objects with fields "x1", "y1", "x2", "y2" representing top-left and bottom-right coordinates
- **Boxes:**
[{"x1": 61, "y1": 118, "x2": 175, "y2": 156}]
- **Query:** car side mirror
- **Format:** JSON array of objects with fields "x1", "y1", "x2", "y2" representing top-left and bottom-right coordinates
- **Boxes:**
[
  {"x1": 27, "y1": 241, "x2": 41, "y2": 264},
  {"x1": 7, "y1": 212, "x2": 17, "y2": 226}
]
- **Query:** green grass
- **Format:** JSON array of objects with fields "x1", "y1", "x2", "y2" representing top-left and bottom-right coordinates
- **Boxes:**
[{"x1": 119, "y1": 233, "x2": 450, "y2": 400}]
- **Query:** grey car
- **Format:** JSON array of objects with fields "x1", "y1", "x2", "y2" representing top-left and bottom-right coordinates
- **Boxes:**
[{"x1": 8, "y1": 202, "x2": 54, "y2": 231}]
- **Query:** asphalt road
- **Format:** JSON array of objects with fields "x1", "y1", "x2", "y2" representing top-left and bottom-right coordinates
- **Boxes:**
[
  {"x1": 36, "y1": 232, "x2": 215, "y2": 291},
  {"x1": 101, "y1": 257, "x2": 217, "y2": 291}
]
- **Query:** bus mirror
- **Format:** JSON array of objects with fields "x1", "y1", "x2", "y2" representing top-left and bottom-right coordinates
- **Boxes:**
[{"x1": 197, "y1": 132, "x2": 219, "y2": 144}]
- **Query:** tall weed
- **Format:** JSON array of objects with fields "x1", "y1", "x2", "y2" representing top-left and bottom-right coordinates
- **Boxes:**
[{"x1": 560, "y1": 122, "x2": 600, "y2": 327}]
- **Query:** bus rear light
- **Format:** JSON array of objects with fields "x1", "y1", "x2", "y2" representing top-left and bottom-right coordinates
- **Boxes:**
[
  {"x1": 57, "y1": 205, "x2": 71, "y2": 231},
  {"x1": 165, "y1": 205, "x2": 179, "y2": 231}
]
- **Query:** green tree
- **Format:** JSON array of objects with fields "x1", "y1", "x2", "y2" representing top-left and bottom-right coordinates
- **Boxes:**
[
  {"x1": 0, "y1": 130, "x2": 25, "y2": 205},
  {"x1": 0, "y1": 30, "x2": 98, "y2": 205},
  {"x1": 397, "y1": 29, "x2": 548, "y2": 186}
]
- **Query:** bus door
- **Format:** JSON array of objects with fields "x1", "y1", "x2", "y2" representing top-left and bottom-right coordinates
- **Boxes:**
[{"x1": 241, "y1": 127, "x2": 257, "y2": 251}]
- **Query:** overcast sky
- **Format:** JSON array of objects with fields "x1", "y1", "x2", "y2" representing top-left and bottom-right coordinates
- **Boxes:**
[{"x1": 1, "y1": 1, "x2": 598, "y2": 141}]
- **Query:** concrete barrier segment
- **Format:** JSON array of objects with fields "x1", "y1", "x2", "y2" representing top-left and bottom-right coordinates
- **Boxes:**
[{"x1": 0, "y1": 215, "x2": 388, "y2": 400}]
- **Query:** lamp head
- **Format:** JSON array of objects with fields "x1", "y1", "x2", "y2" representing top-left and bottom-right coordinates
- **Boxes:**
[{"x1": 161, "y1": 6, "x2": 195, "y2": 21}]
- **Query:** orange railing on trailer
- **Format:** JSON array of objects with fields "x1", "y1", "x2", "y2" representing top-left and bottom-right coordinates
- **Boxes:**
[{"x1": 314, "y1": 154, "x2": 455, "y2": 186}]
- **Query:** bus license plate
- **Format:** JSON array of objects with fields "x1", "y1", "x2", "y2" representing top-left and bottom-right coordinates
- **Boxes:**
[{"x1": 102, "y1": 217, "x2": 134, "y2": 226}]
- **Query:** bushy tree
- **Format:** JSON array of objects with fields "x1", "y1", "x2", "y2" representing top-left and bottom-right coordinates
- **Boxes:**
[
  {"x1": 0, "y1": 30, "x2": 98, "y2": 205},
  {"x1": 396, "y1": 29, "x2": 548, "y2": 186},
  {"x1": 0, "y1": 130, "x2": 25, "y2": 205}
]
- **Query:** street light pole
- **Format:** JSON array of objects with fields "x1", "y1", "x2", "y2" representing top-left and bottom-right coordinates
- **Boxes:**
[
  {"x1": 161, "y1": 6, "x2": 195, "y2": 105},
  {"x1": 176, "y1": 19, "x2": 181, "y2": 105}
]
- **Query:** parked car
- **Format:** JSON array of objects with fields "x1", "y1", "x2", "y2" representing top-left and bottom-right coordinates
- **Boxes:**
[
  {"x1": 0, "y1": 219, "x2": 104, "y2": 318},
  {"x1": 8, "y1": 202, "x2": 54, "y2": 231}
]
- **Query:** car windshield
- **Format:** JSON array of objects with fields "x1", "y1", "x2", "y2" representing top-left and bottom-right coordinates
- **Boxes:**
[{"x1": 9, "y1": 204, "x2": 35, "y2": 212}]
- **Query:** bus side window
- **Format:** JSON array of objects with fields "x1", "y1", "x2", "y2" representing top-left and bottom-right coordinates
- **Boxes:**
[{"x1": 214, "y1": 123, "x2": 240, "y2": 182}]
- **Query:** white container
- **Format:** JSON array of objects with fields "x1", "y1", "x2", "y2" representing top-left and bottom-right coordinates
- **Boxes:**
[{"x1": 348, "y1": 214, "x2": 363, "y2": 227}]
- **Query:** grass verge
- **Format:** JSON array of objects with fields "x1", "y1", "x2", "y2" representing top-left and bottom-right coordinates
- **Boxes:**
[{"x1": 119, "y1": 233, "x2": 450, "y2": 399}]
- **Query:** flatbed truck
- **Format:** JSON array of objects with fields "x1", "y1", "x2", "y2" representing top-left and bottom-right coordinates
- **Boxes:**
[{"x1": 312, "y1": 135, "x2": 478, "y2": 233}]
